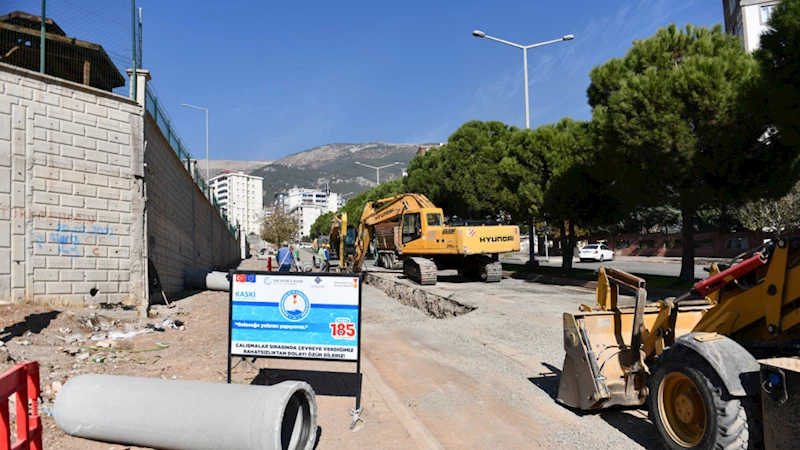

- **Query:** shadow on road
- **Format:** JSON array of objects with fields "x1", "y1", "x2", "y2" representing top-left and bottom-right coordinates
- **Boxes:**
[
  {"x1": 527, "y1": 362, "x2": 563, "y2": 400},
  {"x1": 251, "y1": 368, "x2": 362, "y2": 398},
  {"x1": 528, "y1": 362, "x2": 659, "y2": 447},
  {"x1": 0, "y1": 311, "x2": 61, "y2": 343}
]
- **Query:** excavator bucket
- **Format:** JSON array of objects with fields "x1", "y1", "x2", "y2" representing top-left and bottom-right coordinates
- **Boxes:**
[{"x1": 556, "y1": 267, "x2": 708, "y2": 410}]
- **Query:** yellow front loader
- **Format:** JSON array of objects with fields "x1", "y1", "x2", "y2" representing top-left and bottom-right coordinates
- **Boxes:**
[{"x1": 557, "y1": 237, "x2": 800, "y2": 449}]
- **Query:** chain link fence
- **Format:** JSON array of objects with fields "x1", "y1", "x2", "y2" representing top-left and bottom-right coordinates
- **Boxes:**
[
  {"x1": 145, "y1": 83, "x2": 239, "y2": 237},
  {"x1": 1, "y1": 1, "x2": 238, "y2": 237},
  {"x1": 1, "y1": 0, "x2": 140, "y2": 98}
]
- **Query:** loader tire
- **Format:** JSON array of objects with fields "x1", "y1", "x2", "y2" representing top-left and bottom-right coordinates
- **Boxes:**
[{"x1": 648, "y1": 345, "x2": 761, "y2": 450}]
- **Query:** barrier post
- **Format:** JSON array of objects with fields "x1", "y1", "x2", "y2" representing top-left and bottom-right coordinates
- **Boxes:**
[{"x1": 1, "y1": 362, "x2": 42, "y2": 450}]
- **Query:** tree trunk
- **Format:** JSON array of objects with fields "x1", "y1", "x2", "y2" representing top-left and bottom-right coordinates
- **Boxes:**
[
  {"x1": 562, "y1": 220, "x2": 576, "y2": 270},
  {"x1": 529, "y1": 216, "x2": 536, "y2": 263},
  {"x1": 560, "y1": 221, "x2": 573, "y2": 270},
  {"x1": 680, "y1": 204, "x2": 695, "y2": 280}
]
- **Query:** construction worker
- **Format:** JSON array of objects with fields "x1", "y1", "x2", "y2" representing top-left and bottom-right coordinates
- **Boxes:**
[
  {"x1": 276, "y1": 242, "x2": 294, "y2": 272},
  {"x1": 318, "y1": 244, "x2": 330, "y2": 272}
]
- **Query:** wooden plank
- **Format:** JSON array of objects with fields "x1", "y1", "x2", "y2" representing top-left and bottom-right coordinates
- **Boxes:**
[
  {"x1": 0, "y1": 22, "x2": 102, "y2": 52},
  {"x1": 83, "y1": 60, "x2": 90, "y2": 86}
]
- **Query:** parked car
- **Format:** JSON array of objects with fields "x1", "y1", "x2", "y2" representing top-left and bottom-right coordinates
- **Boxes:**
[
  {"x1": 256, "y1": 248, "x2": 272, "y2": 260},
  {"x1": 578, "y1": 244, "x2": 615, "y2": 262}
]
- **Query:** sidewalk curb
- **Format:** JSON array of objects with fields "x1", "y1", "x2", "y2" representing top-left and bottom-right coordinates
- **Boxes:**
[{"x1": 361, "y1": 355, "x2": 444, "y2": 450}]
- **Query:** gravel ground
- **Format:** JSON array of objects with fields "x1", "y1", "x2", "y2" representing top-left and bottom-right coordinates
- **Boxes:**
[{"x1": 361, "y1": 273, "x2": 662, "y2": 449}]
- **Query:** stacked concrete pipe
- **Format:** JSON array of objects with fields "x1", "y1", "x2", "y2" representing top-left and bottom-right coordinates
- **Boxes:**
[{"x1": 55, "y1": 374, "x2": 317, "y2": 450}]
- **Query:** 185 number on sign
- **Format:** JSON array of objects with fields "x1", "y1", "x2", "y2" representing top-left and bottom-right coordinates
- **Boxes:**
[{"x1": 329, "y1": 319, "x2": 356, "y2": 340}]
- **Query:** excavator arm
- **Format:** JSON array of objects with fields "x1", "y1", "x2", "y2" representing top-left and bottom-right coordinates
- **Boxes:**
[{"x1": 349, "y1": 193, "x2": 436, "y2": 271}]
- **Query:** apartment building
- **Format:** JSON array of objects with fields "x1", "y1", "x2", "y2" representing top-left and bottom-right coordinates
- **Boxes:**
[
  {"x1": 723, "y1": 0, "x2": 780, "y2": 52},
  {"x1": 209, "y1": 172, "x2": 264, "y2": 237}
]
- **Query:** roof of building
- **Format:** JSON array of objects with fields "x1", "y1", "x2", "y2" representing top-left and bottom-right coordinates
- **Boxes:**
[{"x1": 0, "y1": 10, "x2": 125, "y2": 91}]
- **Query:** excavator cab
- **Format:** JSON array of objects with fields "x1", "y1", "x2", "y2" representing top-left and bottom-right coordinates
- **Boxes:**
[{"x1": 401, "y1": 212, "x2": 422, "y2": 244}]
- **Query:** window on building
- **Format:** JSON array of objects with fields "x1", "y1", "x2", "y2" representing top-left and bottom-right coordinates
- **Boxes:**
[
  {"x1": 695, "y1": 239, "x2": 715, "y2": 249},
  {"x1": 725, "y1": 238, "x2": 749, "y2": 250},
  {"x1": 728, "y1": 0, "x2": 736, "y2": 15},
  {"x1": 761, "y1": 5, "x2": 776, "y2": 23},
  {"x1": 733, "y1": 15, "x2": 744, "y2": 40},
  {"x1": 638, "y1": 239, "x2": 655, "y2": 250}
]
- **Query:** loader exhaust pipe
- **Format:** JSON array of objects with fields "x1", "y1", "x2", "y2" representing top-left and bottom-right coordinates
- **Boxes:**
[{"x1": 55, "y1": 374, "x2": 317, "y2": 450}]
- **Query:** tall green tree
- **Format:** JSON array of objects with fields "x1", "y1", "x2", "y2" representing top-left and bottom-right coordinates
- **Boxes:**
[
  {"x1": 589, "y1": 24, "x2": 768, "y2": 279},
  {"x1": 406, "y1": 121, "x2": 517, "y2": 219},
  {"x1": 310, "y1": 211, "x2": 335, "y2": 239},
  {"x1": 503, "y1": 118, "x2": 619, "y2": 269},
  {"x1": 758, "y1": 0, "x2": 800, "y2": 152}
]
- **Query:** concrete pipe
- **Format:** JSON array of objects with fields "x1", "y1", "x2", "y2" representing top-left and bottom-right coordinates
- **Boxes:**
[
  {"x1": 184, "y1": 270, "x2": 230, "y2": 291},
  {"x1": 55, "y1": 374, "x2": 317, "y2": 450}
]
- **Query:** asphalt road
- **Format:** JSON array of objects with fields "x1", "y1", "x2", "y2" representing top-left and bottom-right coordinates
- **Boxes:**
[
  {"x1": 539, "y1": 258, "x2": 708, "y2": 279},
  {"x1": 299, "y1": 248, "x2": 709, "y2": 279},
  {"x1": 502, "y1": 253, "x2": 708, "y2": 279}
]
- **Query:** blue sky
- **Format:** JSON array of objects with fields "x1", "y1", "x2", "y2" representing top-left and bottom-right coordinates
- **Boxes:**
[{"x1": 133, "y1": 0, "x2": 723, "y2": 161}]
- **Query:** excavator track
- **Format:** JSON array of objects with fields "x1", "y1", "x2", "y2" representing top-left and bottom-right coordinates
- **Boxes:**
[
  {"x1": 483, "y1": 260, "x2": 503, "y2": 283},
  {"x1": 403, "y1": 257, "x2": 438, "y2": 285}
]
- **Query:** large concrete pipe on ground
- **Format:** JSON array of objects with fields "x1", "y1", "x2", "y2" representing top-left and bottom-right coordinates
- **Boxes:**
[
  {"x1": 54, "y1": 374, "x2": 317, "y2": 450},
  {"x1": 184, "y1": 270, "x2": 230, "y2": 291}
]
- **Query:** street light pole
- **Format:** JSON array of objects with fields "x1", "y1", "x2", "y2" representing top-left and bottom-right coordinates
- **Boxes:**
[
  {"x1": 181, "y1": 103, "x2": 209, "y2": 181},
  {"x1": 473, "y1": 30, "x2": 572, "y2": 264},
  {"x1": 472, "y1": 30, "x2": 574, "y2": 129},
  {"x1": 355, "y1": 161, "x2": 401, "y2": 185}
]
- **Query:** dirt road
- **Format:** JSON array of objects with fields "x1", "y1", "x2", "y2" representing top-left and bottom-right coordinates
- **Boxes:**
[
  {"x1": 1, "y1": 258, "x2": 659, "y2": 449},
  {"x1": 361, "y1": 271, "x2": 659, "y2": 449}
]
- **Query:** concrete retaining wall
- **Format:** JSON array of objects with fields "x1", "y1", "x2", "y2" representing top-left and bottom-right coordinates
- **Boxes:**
[
  {"x1": 0, "y1": 63, "x2": 146, "y2": 305},
  {"x1": 144, "y1": 113, "x2": 240, "y2": 294}
]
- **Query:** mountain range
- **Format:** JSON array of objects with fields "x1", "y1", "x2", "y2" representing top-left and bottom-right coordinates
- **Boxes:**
[{"x1": 203, "y1": 142, "x2": 432, "y2": 207}]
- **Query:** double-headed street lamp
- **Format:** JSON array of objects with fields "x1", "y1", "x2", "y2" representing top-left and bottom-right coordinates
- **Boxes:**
[
  {"x1": 355, "y1": 161, "x2": 400, "y2": 185},
  {"x1": 181, "y1": 103, "x2": 210, "y2": 182},
  {"x1": 472, "y1": 30, "x2": 574, "y2": 129}
]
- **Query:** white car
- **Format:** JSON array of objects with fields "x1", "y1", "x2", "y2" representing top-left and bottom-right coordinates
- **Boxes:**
[{"x1": 578, "y1": 244, "x2": 615, "y2": 262}]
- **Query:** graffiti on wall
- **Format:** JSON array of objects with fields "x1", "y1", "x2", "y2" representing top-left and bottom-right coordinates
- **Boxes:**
[
  {"x1": 1, "y1": 207, "x2": 97, "y2": 223},
  {"x1": 31, "y1": 222, "x2": 114, "y2": 256}
]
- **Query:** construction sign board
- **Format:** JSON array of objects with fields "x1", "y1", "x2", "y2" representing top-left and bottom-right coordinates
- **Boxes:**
[{"x1": 227, "y1": 271, "x2": 362, "y2": 362}]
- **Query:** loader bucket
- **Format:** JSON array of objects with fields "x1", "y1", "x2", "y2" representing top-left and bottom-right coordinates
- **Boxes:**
[
  {"x1": 557, "y1": 305, "x2": 708, "y2": 410},
  {"x1": 557, "y1": 310, "x2": 645, "y2": 410}
]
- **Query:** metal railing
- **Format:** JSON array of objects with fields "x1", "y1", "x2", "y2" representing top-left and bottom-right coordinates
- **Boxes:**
[{"x1": 145, "y1": 83, "x2": 238, "y2": 238}]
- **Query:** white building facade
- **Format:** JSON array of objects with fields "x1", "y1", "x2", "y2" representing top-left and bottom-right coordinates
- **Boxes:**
[
  {"x1": 209, "y1": 172, "x2": 264, "y2": 240},
  {"x1": 723, "y1": 0, "x2": 780, "y2": 52},
  {"x1": 286, "y1": 187, "x2": 339, "y2": 214},
  {"x1": 290, "y1": 204, "x2": 324, "y2": 239}
]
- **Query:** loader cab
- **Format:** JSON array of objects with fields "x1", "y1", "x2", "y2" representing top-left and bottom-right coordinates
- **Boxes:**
[{"x1": 401, "y1": 209, "x2": 444, "y2": 245}]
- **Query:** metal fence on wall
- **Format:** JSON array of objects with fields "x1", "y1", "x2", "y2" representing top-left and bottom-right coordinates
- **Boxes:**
[
  {"x1": 1, "y1": 0, "x2": 140, "y2": 98},
  {"x1": 145, "y1": 84, "x2": 240, "y2": 237},
  {"x1": 1, "y1": 1, "x2": 238, "y2": 238}
]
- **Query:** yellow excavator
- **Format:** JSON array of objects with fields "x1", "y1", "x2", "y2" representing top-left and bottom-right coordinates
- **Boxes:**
[
  {"x1": 332, "y1": 193, "x2": 520, "y2": 285},
  {"x1": 557, "y1": 236, "x2": 800, "y2": 449}
]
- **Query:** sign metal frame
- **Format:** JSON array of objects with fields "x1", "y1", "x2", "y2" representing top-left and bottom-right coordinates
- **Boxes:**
[{"x1": 226, "y1": 270, "x2": 363, "y2": 415}]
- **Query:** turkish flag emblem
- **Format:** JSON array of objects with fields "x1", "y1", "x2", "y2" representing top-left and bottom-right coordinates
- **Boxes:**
[{"x1": 235, "y1": 274, "x2": 246, "y2": 283}]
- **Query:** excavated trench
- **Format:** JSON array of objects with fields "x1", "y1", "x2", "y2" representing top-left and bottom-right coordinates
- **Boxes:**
[{"x1": 365, "y1": 273, "x2": 476, "y2": 319}]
